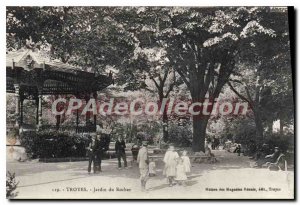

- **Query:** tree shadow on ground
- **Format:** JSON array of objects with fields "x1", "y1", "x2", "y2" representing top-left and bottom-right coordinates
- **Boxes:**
[
  {"x1": 17, "y1": 175, "x2": 94, "y2": 188},
  {"x1": 148, "y1": 179, "x2": 198, "y2": 191}
]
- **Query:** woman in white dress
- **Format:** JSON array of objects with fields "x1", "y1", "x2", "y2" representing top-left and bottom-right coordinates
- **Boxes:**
[{"x1": 163, "y1": 145, "x2": 179, "y2": 186}]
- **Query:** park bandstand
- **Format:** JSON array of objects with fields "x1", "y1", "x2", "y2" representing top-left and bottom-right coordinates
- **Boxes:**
[{"x1": 6, "y1": 48, "x2": 113, "y2": 136}]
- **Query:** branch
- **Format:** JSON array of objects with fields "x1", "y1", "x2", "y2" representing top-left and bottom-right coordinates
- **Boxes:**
[
  {"x1": 186, "y1": 41, "x2": 199, "y2": 71},
  {"x1": 204, "y1": 63, "x2": 214, "y2": 93},
  {"x1": 143, "y1": 86, "x2": 155, "y2": 93},
  {"x1": 175, "y1": 66, "x2": 190, "y2": 90},
  {"x1": 227, "y1": 81, "x2": 252, "y2": 105},
  {"x1": 164, "y1": 69, "x2": 176, "y2": 98},
  {"x1": 151, "y1": 78, "x2": 160, "y2": 90},
  {"x1": 244, "y1": 84, "x2": 254, "y2": 104},
  {"x1": 161, "y1": 67, "x2": 169, "y2": 85}
]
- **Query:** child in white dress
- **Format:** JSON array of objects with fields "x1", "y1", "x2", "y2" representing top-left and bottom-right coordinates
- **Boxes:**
[
  {"x1": 181, "y1": 150, "x2": 191, "y2": 174},
  {"x1": 149, "y1": 158, "x2": 156, "y2": 177},
  {"x1": 175, "y1": 158, "x2": 187, "y2": 186}
]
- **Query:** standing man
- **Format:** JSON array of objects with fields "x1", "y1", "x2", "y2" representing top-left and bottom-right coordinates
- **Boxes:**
[
  {"x1": 87, "y1": 133, "x2": 97, "y2": 174},
  {"x1": 115, "y1": 136, "x2": 127, "y2": 169},
  {"x1": 93, "y1": 134, "x2": 102, "y2": 173},
  {"x1": 137, "y1": 141, "x2": 149, "y2": 191},
  {"x1": 95, "y1": 134, "x2": 108, "y2": 172}
]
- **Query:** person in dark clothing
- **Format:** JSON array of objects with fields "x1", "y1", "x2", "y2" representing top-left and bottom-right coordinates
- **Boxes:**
[
  {"x1": 115, "y1": 136, "x2": 127, "y2": 169},
  {"x1": 214, "y1": 138, "x2": 220, "y2": 150},
  {"x1": 211, "y1": 137, "x2": 216, "y2": 150},
  {"x1": 94, "y1": 134, "x2": 109, "y2": 172},
  {"x1": 234, "y1": 144, "x2": 241, "y2": 156},
  {"x1": 87, "y1": 133, "x2": 98, "y2": 173}
]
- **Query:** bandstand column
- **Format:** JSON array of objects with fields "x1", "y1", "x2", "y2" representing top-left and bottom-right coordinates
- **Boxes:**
[
  {"x1": 75, "y1": 94, "x2": 80, "y2": 132},
  {"x1": 84, "y1": 95, "x2": 90, "y2": 125},
  {"x1": 14, "y1": 84, "x2": 20, "y2": 127},
  {"x1": 37, "y1": 89, "x2": 43, "y2": 128},
  {"x1": 35, "y1": 96, "x2": 39, "y2": 125},
  {"x1": 20, "y1": 96, "x2": 24, "y2": 126},
  {"x1": 55, "y1": 95, "x2": 60, "y2": 130},
  {"x1": 93, "y1": 92, "x2": 97, "y2": 127}
]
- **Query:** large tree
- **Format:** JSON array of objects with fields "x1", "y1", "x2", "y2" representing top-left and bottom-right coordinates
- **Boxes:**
[
  {"x1": 151, "y1": 7, "x2": 277, "y2": 151},
  {"x1": 228, "y1": 8, "x2": 293, "y2": 140}
]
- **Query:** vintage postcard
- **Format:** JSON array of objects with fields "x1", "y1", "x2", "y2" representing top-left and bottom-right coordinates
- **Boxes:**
[{"x1": 6, "y1": 6, "x2": 294, "y2": 199}]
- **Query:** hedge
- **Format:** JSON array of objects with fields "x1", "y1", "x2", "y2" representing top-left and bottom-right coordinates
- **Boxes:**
[{"x1": 19, "y1": 131, "x2": 90, "y2": 159}]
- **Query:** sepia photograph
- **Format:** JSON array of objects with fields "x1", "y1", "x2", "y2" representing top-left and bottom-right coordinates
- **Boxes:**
[{"x1": 5, "y1": 6, "x2": 295, "y2": 199}]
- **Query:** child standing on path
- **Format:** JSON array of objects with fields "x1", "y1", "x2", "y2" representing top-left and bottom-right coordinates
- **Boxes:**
[
  {"x1": 175, "y1": 158, "x2": 187, "y2": 186},
  {"x1": 149, "y1": 158, "x2": 156, "y2": 177},
  {"x1": 163, "y1": 145, "x2": 179, "y2": 187},
  {"x1": 181, "y1": 150, "x2": 191, "y2": 174}
]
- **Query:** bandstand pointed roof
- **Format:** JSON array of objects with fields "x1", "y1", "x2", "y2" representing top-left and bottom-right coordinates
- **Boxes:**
[{"x1": 6, "y1": 48, "x2": 113, "y2": 96}]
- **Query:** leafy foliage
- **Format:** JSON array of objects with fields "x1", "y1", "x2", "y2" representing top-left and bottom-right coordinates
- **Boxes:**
[
  {"x1": 6, "y1": 171, "x2": 19, "y2": 199},
  {"x1": 168, "y1": 122, "x2": 192, "y2": 147},
  {"x1": 6, "y1": 7, "x2": 294, "y2": 152},
  {"x1": 20, "y1": 131, "x2": 90, "y2": 158}
]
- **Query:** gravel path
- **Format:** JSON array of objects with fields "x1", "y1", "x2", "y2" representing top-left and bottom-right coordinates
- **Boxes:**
[{"x1": 7, "y1": 150, "x2": 294, "y2": 199}]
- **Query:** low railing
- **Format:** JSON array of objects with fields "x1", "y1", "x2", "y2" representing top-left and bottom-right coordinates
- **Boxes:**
[
  {"x1": 8, "y1": 123, "x2": 97, "y2": 134},
  {"x1": 40, "y1": 124, "x2": 96, "y2": 133}
]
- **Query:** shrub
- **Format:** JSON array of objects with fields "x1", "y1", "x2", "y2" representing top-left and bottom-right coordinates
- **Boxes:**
[
  {"x1": 168, "y1": 123, "x2": 192, "y2": 147},
  {"x1": 263, "y1": 132, "x2": 294, "y2": 153},
  {"x1": 6, "y1": 171, "x2": 18, "y2": 199},
  {"x1": 20, "y1": 131, "x2": 90, "y2": 158}
]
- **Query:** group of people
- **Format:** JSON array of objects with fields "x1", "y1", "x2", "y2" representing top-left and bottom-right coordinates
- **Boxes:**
[
  {"x1": 87, "y1": 133, "x2": 109, "y2": 173},
  {"x1": 163, "y1": 146, "x2": 191, "y2": 187},
  {"x1": 87, "y1": 134, "x2": 192, "y2": 191},
  {"x1": 136, "y1": 143, "x2": 191, "y2": 191},
  {"x1": 226, "y1": 139, "x2": 283, "y2": 168},
  {"x1": 87, "y1": 134, "x2": 128, "y2": 173}
]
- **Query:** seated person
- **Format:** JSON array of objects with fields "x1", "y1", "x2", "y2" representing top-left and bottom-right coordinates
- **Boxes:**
[
  {"x1": 233, "y1": 144, "x2": 242, "y2": 156},
  {"x1": 254, "y1": 147, "x2": 281, "y2": 167},
  {"x1": 265, "y1": 147, "x2": 281, "y2": 163}
]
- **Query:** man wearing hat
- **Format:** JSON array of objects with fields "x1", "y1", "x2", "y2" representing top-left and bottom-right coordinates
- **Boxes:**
[
  {"x1": 94, "y1": 134, "x2": 109, "y2": 172},
  {"x1": 137, "y1": 141, "x2": 149, "y2": 191},
  {"x1": 87, "y1": 133, "x2": 97, "y2": 173},
  {"x1": 115, "y1": 136, "x2": 128, "y2": 169}
]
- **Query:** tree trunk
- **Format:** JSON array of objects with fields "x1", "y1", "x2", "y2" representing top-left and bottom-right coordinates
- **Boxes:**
[
  {"x1": 162, "y1": 110, "x2": 169, "y2": 142},
  {"x1": 253, "y1": 109, "x2": 264, "y2": 142},
  {"x1": 279, "y1": 119, "x2": 284, "y2": 135},
  {"x1": 158, "y1": 90, "x2": 169, "y2": 142},
  {"x1": 192, "y1": 116, "x2": 209, "y2": 152}
]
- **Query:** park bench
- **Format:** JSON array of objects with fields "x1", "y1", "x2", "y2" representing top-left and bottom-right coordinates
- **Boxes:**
[
  {"x1": 147, "y1": 155, "x2": 218, "y2": 164},
  {"x1": 264, "y1": 153, "x2": 287, "y2": 171},
  {"x1": 190, "y1": 155, "x2": 217, "y2": 164}
]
